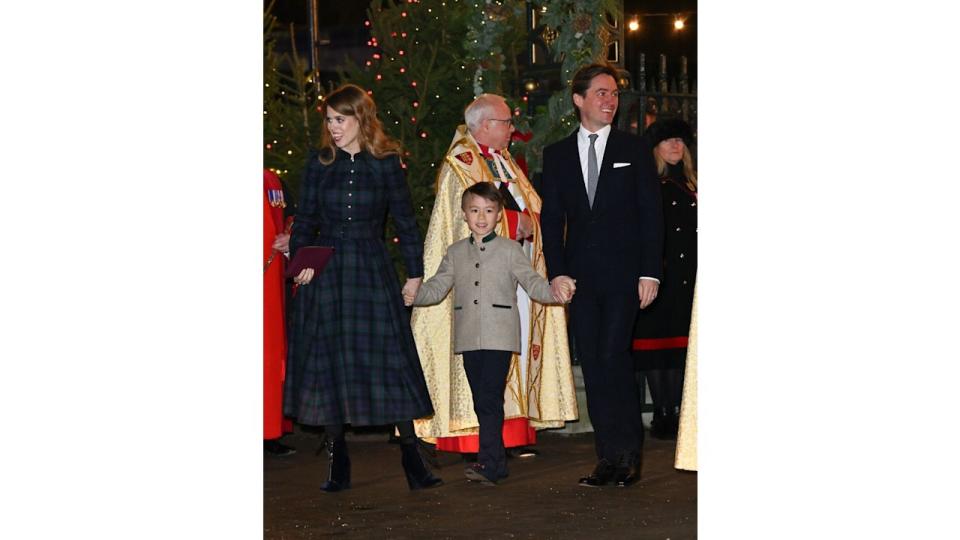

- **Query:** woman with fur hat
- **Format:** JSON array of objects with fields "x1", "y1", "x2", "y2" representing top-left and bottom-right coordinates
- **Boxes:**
[{"x1": 632, "y1": 118, "x2": 698, "y2": 440}]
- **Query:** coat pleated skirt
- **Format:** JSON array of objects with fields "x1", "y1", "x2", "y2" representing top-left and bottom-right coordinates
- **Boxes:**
[{"x1": 283, "y1": 235, "x2": 434, "y2": 427}]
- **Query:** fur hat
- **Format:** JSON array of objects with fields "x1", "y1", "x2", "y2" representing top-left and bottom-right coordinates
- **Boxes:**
[{"x1": 645, "y1": 118, "x2": 694, "y2": 148}]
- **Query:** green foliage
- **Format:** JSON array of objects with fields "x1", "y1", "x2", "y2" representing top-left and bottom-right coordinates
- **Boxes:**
[
  {"x1": 458, "y1": 0, "x2": 623, "y2": 176},
  {"x1": 537, "y1": 0, "x2": 620, "y2": 83},
  {"x1": 340, "y1": 0, "x2": 476, "y2": 279},
  {"x1": 462, "y1": 1, "x2": 527, "y2": 97},
  {"x1": 262, "y1": 0, "x2": 622, "y2": 278},
  {"x1": 263, "y1": 1, "x2": 324, "y2": 204},
  {"x1": 509, "y1": 0, "x2": 622, "y2": 175}
]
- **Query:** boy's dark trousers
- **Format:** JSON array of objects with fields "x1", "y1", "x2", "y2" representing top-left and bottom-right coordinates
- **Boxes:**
[{"x1": 462, "y1": 349, "x2": 513, "y2": 479}]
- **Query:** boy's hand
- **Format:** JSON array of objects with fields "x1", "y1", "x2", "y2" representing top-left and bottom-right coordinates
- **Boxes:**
[{"x1": 402, "y1": 277, "x2": 422, "y2": 307}]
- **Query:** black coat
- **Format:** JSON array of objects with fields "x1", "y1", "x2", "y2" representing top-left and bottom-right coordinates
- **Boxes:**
[
  {"x1": 634, "y1": 164, "x2": 697, "y2": 339},
  {"x1": 540, "y1": 128, "x2": 663, "y2": 289}
]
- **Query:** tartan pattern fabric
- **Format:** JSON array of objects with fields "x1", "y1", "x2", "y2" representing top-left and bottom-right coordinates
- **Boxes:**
[{"x1": 284, "y1": 149, "x2": 433, "y2": 426}]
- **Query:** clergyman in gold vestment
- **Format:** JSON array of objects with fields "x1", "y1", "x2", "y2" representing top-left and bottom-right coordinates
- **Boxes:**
[{"x1": 411, "y1": 94, "x2": 578, "y2": 449}]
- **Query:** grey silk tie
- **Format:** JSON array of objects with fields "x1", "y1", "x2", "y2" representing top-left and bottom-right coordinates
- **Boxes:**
[{"x1": 587, "y1": 133, "x2": 599, "y2": 208}]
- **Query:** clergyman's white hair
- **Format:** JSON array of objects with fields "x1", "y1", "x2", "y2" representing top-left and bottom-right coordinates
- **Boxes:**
[{"x1": 464, "y1": 94, "x2": 507, "y2": 133}]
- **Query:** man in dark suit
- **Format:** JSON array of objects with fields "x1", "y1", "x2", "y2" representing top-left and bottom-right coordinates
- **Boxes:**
[{"x1": 540, "y1": 63, "x2": 664, "y2": 488}]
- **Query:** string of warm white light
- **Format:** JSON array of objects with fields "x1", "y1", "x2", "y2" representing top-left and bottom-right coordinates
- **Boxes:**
[{"x1": 627, "y1": 12, "x2": 694, "y2": 33}]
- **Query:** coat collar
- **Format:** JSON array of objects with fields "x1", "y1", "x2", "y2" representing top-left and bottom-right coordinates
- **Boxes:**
[{"x1": 468, "y1": 231, "x2": 497, "y2": 244}]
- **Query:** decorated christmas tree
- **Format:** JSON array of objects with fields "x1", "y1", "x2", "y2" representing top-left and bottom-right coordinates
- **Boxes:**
[
  {"x1": 263, "y1": 0, "x2": 622, "y2": 278},
  {"x1": 339, "y1": 0, "x2": 481, "y2": 278},
  {"x1": 263, "y1": 1, "x2": 323, "y2": 203},
  {"x1": 340, "y1": 0, "x2": 476, "y2": 240}
]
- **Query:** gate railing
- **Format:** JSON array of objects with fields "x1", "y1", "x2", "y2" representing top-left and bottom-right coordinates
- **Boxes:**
[{"x1": 617, "y1": 53, "x2": 697, "y2": 142}]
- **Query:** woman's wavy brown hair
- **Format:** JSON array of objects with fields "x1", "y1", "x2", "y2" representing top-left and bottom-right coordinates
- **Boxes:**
[{"x1": 317, "y1": 84, "x2": 401, "y2": 165}]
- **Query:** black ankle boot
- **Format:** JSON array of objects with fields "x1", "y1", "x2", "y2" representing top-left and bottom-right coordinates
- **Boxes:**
[
  {"x1": 400, "y1": 441, "x2": 443, "y2": 490},
  {"x1": 651, "y1": 407, "x2": 672, "y2": 440},
  {"x1": 664, "y1": 406, "x2": 680, "y2": 440},
  {"x1": 321, "y1": 437, "x2": 351, "y2": 493}
]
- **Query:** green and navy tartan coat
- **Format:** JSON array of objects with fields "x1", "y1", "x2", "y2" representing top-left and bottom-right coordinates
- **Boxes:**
[{"x1": 283, "y1": 149, "x2": 434, "y2": 427}]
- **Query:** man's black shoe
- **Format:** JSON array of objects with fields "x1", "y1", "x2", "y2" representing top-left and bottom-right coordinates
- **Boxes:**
[
  {"x1": 578, "y1": 459, "x2": 616, "y2": 487},
  {"x1": 614, "y1": 464, "x2": 641, "y2": 487}
]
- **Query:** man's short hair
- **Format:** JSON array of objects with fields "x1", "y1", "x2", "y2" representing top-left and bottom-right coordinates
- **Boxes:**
[
  {"x1": 570, "y1": 63, "x2": 619, "y2": 120},
  {"x1": 461, "y1": 181, "x2": 504, "y2": 211}
]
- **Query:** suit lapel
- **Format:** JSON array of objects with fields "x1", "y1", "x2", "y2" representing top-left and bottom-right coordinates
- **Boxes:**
[
  {"x1": 593, "y1": 128, "x2": 623, "y2": 212},
  {"x1": 599, "y1": 129, "x2": 620, "y2": 178}
]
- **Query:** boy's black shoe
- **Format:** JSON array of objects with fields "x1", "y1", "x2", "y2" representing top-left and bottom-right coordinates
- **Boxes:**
[{"x1": 464, "y1": 463, "x2": 498, "y2": 486}]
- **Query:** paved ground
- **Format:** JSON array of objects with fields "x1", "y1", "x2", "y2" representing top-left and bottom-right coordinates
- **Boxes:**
[{"x1": 264, "y1": 429, "x2": 697, "y2": 539}]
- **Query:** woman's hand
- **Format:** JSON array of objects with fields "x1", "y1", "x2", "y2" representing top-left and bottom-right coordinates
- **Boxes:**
[
  {"x1": 295, "y1": 268, "x2": 315, "y2": 286},
  {"x1": 402, "y1": 277, "x2": 423, "y2": 306}
]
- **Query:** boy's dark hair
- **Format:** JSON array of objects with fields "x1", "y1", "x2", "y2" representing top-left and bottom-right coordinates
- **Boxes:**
[
  {"x1": 570, "y1": 63, "x2": 619, "y2": 120},
  {"x1": 461, "y1": 181, "x2": 504, "y2": 211}
]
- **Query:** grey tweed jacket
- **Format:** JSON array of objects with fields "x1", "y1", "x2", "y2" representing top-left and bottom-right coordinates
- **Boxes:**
[{"x1": 414, "y1": 233, "x2": 557, "y2": 353}]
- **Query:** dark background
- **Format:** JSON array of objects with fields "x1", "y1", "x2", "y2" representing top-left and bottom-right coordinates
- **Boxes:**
[{"x1": 266, "y1": 0, "x2": 697, "y2": 90}]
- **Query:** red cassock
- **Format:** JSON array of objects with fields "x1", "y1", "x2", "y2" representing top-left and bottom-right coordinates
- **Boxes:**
[
  {"x1": 435, "y1": 417, "x2": 536, "y2": 453},
  {"x1": 264, "y1": 169, "x2": 293, "y2": 439}
]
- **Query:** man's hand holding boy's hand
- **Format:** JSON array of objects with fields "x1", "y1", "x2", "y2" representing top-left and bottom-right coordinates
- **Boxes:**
[{"x1": 550, "y1": 276, "x2": 576, "y2": 303}]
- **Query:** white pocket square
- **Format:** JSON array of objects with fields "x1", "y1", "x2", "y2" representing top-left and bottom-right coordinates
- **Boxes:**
[{"x1": 613, "y1": 162, "x2": 631, "y2": 168}]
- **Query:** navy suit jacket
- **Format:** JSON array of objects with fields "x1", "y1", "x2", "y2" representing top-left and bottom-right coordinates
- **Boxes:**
[{"x1": 540, "y1": 128, "x2": 663, "y2": 289}]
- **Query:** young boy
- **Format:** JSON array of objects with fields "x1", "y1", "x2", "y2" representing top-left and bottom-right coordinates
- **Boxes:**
[{"x1": 404, "y1": 182, "x2": 575, "y2": 485}]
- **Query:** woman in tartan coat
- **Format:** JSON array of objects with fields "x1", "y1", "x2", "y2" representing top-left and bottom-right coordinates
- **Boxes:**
[{"x1": 284, "y1": 84, "x2": 442, "y2": 492}]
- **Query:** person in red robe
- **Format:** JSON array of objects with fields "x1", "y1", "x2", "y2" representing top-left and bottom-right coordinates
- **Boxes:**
[{"x1": 264, "y1": 169, "x2": 295, "y2": 455}]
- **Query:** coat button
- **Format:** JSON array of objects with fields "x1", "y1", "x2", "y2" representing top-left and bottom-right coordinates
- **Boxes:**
[
  {"x1": 350, "y1": 170, "x2": 355, "y2": 174},
  {"x1": 475, "y1": 263, "x2": 479, "y2": 268},
  {"x1": 679, "y1": 253, "x2": 684, "y2": 258},
  {"x1": 474, "y1": 281, "x2": 479, "y2": 286},
  {"x1": 473, "y1": 299, "x2": 478, "y2": 304}
]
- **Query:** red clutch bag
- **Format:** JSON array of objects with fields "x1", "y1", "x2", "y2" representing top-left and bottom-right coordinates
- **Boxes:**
[{"x1": 284, "y1": 246, "x2": 335, "y2": 278}]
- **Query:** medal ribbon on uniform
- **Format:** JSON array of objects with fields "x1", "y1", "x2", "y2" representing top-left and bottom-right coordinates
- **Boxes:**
[{"x1": 268, "y1": 189, "x2": 286, "y2": 208}]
